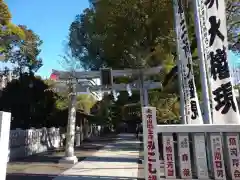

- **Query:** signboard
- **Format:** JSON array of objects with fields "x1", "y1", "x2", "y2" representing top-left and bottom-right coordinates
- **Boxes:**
[
  {"x1": 193, "y1": 133, "x2": 209, "y2": 178},
  {"x1": 142, "y1": 107, "x2": 161, "y2": 180},
  {"x1": 226, "y1": 133, "x2": 240, "y2": 179},
  {"x1": 174, "y1": 0, "x2": 203, "y2": 124},
  {"x1": 199, "y1": 0, "x2": 240, "y2": 123},
  {"x1": 163, "y1": 134, "x2": 176, "y2": 179},
  {"x1": 177, "y1": 133, "x2": 192, "y2": 179},
  {"x1": 210, "y1": 133, "x2": 226, "y2": 180}
]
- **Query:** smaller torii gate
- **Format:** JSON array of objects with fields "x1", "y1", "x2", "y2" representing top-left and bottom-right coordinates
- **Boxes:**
[{"x1": 52, "y1": 66, "x2": 163, "y2": 164}]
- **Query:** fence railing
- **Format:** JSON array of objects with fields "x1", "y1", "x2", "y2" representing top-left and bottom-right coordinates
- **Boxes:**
[
  {"x1": 155, "y1": 124, "x2": 240, "y2": 180},
  {"x1": 142, "y1": 107, "x2": 240, "y2": 180}
]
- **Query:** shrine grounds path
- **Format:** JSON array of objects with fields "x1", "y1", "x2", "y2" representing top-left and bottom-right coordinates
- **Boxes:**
[{"x1": 6, "y1": 133, "x2": 145, "y2": 180}]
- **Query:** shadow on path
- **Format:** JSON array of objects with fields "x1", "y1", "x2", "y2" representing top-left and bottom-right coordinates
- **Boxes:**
[
  {"x1": 7, "y1": 134, "x2": 145, "y2": 180},
  {"x1": 7, "y1": 173, "x2": 144, "y2": 180},
  {"x1": 6, "y1": 173, "x2": 56, "y2": 180},
  {"x1": 83, "y1": 156, "x2": 139, "y2": 163},
  {"x1": 9, "y1": 135, "x2": 118, "y2": 164},
  {"x1": 7, "y1": 134, "x2": 118, "y2": 180}
]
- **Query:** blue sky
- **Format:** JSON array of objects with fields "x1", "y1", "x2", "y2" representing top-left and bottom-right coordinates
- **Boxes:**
[
  {"x1": 6, "y1": 0, "x2": 89, "y2": 78},
  {"x1": 4, "y1": 0, "x2": 240, "y2": 78}
]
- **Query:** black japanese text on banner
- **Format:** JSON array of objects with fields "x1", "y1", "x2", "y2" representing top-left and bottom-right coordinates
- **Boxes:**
[
  {"x1": 174, "y1": 0, "x2": 190, "y2": 123},
  {"x1": 173, "y1": 1, "x2": 188, "y2": 124},
  {"x1": 203, "y1": 0, "x2": 240, "y2": 124},
  {"x1": 196, "y1": 0, "x2": 211, "y2": 73},
  {"x1": 142, "y1": 107, "x2": 161, "y2": 180},
  {"x1": 174, "y1": 0, "x2": 204, "y2": 124}
]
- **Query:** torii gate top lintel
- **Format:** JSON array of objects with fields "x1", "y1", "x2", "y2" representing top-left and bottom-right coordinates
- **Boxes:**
[
  {"x1": 51, "y1": 66, "x2": 163, "y2": 94},
  {"x1": 51, "y1": 66, "x2": 163, "y2": 80}
]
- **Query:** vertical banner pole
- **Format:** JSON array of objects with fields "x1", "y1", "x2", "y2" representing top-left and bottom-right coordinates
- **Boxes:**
[
  {"x1": 173, "y1": 1, "x2": 186, "y2": 124},
  {"x1": 203, "y1": 1, "x2": 240, "y2": 124},
  {"x1": 174, "y1": 0, "x2": 204, "y2": 124},
  {"x1": 193, "y1": 0, "x2": 212, "y2": 124}
]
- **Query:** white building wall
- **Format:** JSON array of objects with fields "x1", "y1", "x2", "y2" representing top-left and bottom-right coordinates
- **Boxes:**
[{"x1": 77, "y1": 78, "x2": 103, "y2": 101}]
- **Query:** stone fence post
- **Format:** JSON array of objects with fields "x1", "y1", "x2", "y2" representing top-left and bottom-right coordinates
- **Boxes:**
[{"x1": 0, "y1": 112, "x2": 11, "y2": 180}]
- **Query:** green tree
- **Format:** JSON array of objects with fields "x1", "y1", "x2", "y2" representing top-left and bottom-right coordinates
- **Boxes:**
[
  {"x1": 91, "y1": 94, "x2": 113, "y2": 125},
  {"x1": 55, "y1": 43, "x2": 97, "y2": 113},
  {"x1": 0, "y1": 0, "x2": 25, "y2": 54},
  {"x1": 149, "y1": 91, "x2": 180, "y2": 123},
  {"x1": 54, "y1": 92, "x2": 96, "y2": 113},
  {"x1": 226, "y1": 0, "x2": 240, "y2": 51},
  {"x1": 0, "y1": 73, "x2": 57, "y2": 129},
  {"x1": 69, "y1": 0, "x2": 240, "y2": 122},
  {"x1": 69, "y1": 0, "x2": 175, "y2": 70},
  {"x1": 6, "y1": 25, "x2": 43, "y2": 75},
  {"x1": 68, "y1": 0, "x2": 181, "y2": 122},
  {"x1": 76, "y1": 94, "x2": 96, "y2": 113}
]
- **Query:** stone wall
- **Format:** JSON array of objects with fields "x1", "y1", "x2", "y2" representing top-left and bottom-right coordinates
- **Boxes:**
[
  {"x1": 8, "y1": 124, "x2": 103, "y2": 161},
  {"x1": 9, "y1": 127, "x2": 63, "y2": 160}
]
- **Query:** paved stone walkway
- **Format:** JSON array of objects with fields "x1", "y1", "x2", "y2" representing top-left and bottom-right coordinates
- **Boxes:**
[
  {"x1": 6, "y1": 134, "x2": 118, "y2": 180},
  {"x1": 53, "y1": 134, "x2": 144, "y2": 180}
]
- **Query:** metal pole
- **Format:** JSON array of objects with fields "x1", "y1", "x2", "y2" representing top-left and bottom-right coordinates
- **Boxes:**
[
  {"x1": 177, "y1": 59, "x2": 186, "y2": 124},
  {"x1": 139, "y1": 70, "x2": 148, "y2": 180},
  {"x1": 139, "y1": 71, "x2": 147, "y2": 106},
  {"x1": 142, "y1": 73, "x2": 149, "y2": 106},
  {"x1": 193, "y1": 0, "x2": 212, "y2": 124},
  {"x1": 143, "y1": 88, "x2": 149, "y2": 106},
  {"x1": 192, "y1": 2, "x2": 213, "y2": 174},
  {"x1": 140, "y1": 87, "x2": 144, "y2": 107},
  {"x1": 173, "y1": 0, "x2": 186, "y2": 124}
]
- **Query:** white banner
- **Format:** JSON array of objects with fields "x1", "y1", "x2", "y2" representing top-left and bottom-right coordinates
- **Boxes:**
[
  {"x1": 199, "y1": 0, "x2": 240, "y2": 124},
  {"x1": 142, "y1": 107, "x2": 161, "y2": 180},
  {"x1": 174, "y1": 1, "x2": 189, "y2": 124},
  {"x1": 174, "y1": 0, "x2": 204, "y2": 124}
]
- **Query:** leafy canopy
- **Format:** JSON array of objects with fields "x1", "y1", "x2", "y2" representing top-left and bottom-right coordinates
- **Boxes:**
[
  {"x1": 0, "y1": 0, "x2": 25, "y2": 53},
  {"x1": 68, "y1": 0, "x2": 181, "y2": 121},
  {"x1": 6, "y1": 25, "x2": 43, "y2": 74},
  {"x1": 69, "y1": 0, "x2": 175, "y2": 70}
]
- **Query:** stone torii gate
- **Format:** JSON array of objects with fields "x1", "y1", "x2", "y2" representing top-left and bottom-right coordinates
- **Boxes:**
[{"x1": 52, "y1": 66, "x2": 163, "y2": 164}]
